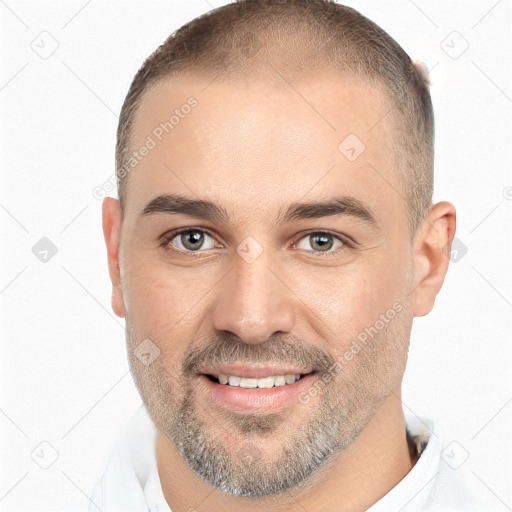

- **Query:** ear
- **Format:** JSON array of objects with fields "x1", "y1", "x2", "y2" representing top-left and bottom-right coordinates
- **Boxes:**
[
  {"x1": 102, "y1": 197, "x2": 126, "y2": 318},
  {"x1": 411, "y1": 201, "x2": 457, "y2": 317}
]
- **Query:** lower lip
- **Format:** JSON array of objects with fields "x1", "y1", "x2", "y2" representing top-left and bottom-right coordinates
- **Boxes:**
[{"x1": 198, "y1": 373, "x2": 317, "y2": 412}]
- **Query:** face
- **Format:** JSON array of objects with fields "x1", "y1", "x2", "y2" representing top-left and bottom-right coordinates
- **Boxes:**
[{"x1": 113, "y1": 74, "x2": 416, "y2": 497}]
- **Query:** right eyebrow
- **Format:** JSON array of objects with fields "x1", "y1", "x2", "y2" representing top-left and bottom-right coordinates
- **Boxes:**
[{"x1": 139, "y1": 194, "x2": 231, "y2": 224}]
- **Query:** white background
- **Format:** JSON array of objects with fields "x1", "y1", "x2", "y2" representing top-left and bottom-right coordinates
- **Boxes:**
[{"x1": 1, "y1": 0, "x2": 511, "y2": 510}]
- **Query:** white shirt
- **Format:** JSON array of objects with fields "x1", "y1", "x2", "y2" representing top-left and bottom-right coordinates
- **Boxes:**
[{"x1": 66, "y1": 405, "x2": 482, "y2": 511}]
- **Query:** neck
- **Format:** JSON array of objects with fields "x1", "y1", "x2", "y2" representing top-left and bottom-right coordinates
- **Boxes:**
[{"x1": 156, "y1": 384, "x2": 416, "y2": 512}]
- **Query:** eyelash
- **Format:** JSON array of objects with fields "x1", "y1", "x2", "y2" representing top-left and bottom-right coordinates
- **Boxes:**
[{"x1": 159, "y1": 228, "x2": 354, "y2": 257}]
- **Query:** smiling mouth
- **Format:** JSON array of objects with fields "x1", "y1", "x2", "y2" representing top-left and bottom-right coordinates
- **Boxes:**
[{"x1": 204, "y1": 372, "x2": 316, "y2": 389}]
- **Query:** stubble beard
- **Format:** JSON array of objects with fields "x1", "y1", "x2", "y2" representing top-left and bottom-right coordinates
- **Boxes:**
[{"x1": 126, "y1": 294, "x2": 412, "y2": 499}]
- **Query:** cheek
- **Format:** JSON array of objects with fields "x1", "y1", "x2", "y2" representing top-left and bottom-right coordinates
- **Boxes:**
[
  {"x1": 122, "y1": 255, "x2": 219, "y2": 342},
  {"x1": 332, "y1": 275, "x2": 382, "y2": 336},
  {"x1": 295, "y1": 255, "x2": 408, "y2": 340},
  {"x1": 122, "y1": 259, "x2": 187, "y2": 335}
]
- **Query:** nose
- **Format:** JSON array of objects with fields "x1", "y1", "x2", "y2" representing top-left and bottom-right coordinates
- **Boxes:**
[{"x1": 212, "y1": 250, "x2": 296, "y2": 345}]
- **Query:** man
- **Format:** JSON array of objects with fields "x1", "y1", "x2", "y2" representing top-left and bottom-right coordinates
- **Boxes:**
[{"x1": 70, "y1": 0, "x2": 481, "y2": 510}]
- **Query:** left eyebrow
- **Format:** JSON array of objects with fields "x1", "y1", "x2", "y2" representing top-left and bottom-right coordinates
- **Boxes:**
[{"x1": 275, "y1": 196, "x2": 379, "y2": 228}]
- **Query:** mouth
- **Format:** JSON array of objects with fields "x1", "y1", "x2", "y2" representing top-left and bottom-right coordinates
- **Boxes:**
[
  {"x1": 203, "y1": 372, "x2": 316, "y2": 389},
  {"x1": 198, "y1": 370, "x2": 319, "y2": 412}
]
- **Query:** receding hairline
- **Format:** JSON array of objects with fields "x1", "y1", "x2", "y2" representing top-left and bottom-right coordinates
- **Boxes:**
[
  {"x1": 126, "y1": 65, "x2": 397, "y2": 166},
  {"x1": 116, "y1": 0, "x2": 434, "y2": 236},
  {"x1": 139, "y1": 62, "x2": 393, "y2": 97}
]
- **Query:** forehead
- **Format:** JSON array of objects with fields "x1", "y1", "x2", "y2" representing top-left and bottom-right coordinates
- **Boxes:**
[{"x1": 124, "y1": 73, "x2": 405, "y2": 231}]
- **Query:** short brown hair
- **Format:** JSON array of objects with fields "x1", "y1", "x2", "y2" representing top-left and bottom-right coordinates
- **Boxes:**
[{"x1": 116, "y1": 0, "x2": 434, "y2": 235}]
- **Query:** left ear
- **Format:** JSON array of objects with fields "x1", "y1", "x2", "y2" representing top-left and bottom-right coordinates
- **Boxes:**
[{"x1": 411, "y1": 201, "x2": 457, "y2": 317}]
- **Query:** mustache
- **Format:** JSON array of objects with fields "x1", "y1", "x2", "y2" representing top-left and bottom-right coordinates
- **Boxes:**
[{"x1": 182, "y1": 333, "x2": 335, "y2": 377}]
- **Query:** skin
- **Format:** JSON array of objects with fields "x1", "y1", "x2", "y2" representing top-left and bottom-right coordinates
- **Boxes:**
[{"x1": 102, "y1": 73, "x2": 456, "y2": 512}]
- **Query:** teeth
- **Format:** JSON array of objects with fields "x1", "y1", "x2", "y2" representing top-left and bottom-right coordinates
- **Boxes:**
[
  {"x1": 257, "y1": 377, "x2": 275, "y2": 389},
  {"x1": 215, "y1": 374, "x2": 302, "y2": 388},
  {"x1": 240, "y1": 377, "x2": 258, "y2": 388},
  {"x1": 228, "y1": 375, "x2": 240, "y2": 386},
  {"x1": 274, "y1": 375, "x2": 286, "y2": 387}
]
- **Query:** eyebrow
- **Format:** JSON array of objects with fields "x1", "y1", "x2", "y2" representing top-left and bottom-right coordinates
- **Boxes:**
[{"x1": 139, "y1": 193, "x2": 378, "y2": 228}]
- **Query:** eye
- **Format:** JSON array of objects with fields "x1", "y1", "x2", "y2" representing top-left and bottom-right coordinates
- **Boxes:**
[
  {"x1": 161, "y1": 228, "x2": 218, "y2": 253},
  {"x1": 160, "y1": 228, "x2": 353, "y2": 257},
  {"x1": 292, "y1": 231, "x2": 351, "y2": 256}
]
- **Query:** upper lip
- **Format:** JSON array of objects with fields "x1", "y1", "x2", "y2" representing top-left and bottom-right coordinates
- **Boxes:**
[{"x1": 201, "y1": 363, "x2": 315, "y2": 379}]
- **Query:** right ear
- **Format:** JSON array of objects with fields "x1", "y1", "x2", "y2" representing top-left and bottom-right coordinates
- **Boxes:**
[{"x1": 102, "y1": 197, "x2": 126, "y2": 318}]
